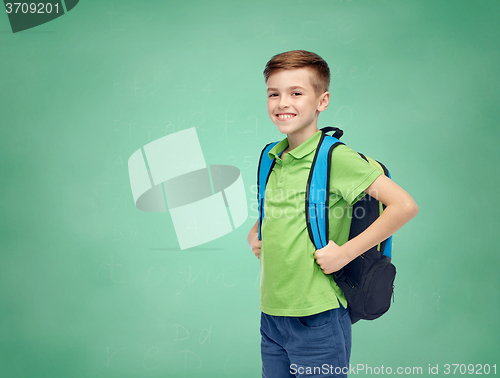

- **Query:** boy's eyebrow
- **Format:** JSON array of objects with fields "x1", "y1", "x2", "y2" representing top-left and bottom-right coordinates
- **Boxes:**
[{"x1": 267, "y1": 86, "x2": 307, "y2": 92}]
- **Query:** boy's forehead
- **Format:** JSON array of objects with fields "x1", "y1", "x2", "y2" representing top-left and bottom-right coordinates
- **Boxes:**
[{"x1": 266, "y1": 68, "x2": 316, "y2": 90}]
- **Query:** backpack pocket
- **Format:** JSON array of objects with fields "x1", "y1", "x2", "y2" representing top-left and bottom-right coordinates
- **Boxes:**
[
  {"x1": 362, "y1": 261, "x2": 396, "y2": 317},
  {"x1": 337, "y1": 260, "x2": 396, "y2": 322}
]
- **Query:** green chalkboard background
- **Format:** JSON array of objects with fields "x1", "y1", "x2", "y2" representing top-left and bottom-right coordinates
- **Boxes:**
[{"x1": 1, "y1": 0, "x2": 499, "y2": 377}]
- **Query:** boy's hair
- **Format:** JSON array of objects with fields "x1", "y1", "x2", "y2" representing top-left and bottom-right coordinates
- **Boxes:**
[{"x1": 263, "y1": 50, "x2": 330, "y2": 96}]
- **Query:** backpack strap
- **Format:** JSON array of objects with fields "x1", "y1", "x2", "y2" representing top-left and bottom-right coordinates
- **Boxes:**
[
  {"x1": 373, "y1": 159, "x2": 393, "y2": 257},
  {"x1": 319, "y1": 126, "x2": 344, "y2": 140},
  {"x1": 306, "y1": 128, "x2": 344, "y2": 249},
  {"x1": 376, "y1": 159, "x2": 393, "y2": 258},
  {"x1": 257, "y1": 141, "x2": 281, "y2": 241},
  {"x1": 356, "y1": 153, "x2": 393, "y2": 259}
]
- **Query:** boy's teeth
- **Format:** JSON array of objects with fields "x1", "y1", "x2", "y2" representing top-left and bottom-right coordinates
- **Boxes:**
[{"x1": 278, "y1": 114, "x2": 295, "y2": 119}]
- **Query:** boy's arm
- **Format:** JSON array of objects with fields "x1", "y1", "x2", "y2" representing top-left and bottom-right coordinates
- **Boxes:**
[
  {"x1": 314, "y1": 174, "x2": 419, "y2": 274},
  {"x1": 247, "y1": 219, "x2": 262, "y2": 259}
]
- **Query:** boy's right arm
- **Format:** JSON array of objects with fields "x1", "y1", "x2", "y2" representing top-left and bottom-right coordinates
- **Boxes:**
[{"x1": 247, "y1": 220, "x2": 261, "y2": 259}]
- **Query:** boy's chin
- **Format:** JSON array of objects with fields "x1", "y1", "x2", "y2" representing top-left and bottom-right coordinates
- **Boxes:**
[
  {"x1": 275, "y1": 124, "x2": 309, "y2": 137},
  {"x1": 274, "y1": 124, "x2": 296, "y2": 135}
]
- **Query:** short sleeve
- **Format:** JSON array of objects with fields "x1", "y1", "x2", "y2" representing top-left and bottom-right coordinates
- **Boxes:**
[{"x1": 329, "y1": 144, "x2": 382, "y2": 205}]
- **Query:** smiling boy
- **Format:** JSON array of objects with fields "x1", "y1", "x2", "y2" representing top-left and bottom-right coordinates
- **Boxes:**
[{"x1": 247, "y1": 50, "x2": 418, "y2": 378}]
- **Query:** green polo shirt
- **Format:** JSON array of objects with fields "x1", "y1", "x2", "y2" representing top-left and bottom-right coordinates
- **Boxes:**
[{"x1": 260, "y1": 130, "x2": 382, "y2": 317}]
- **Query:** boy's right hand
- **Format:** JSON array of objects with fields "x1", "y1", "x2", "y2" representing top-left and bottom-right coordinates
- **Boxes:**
[
  {"x1": 247, "y1": 220, "x2": 261, "y2": 259},
  {"x1": 249, "y1": 235, "x2": 262, "y2": 259}
]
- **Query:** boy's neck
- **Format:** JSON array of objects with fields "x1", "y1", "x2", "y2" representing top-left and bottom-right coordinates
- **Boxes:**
[{"x1": 284, "y1": 126, "x2": 320, "y2": 154}]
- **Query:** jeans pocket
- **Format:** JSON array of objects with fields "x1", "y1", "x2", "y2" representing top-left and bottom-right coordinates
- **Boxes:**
[{"x1": 297, "y1": 309, "x2": 333, "y2": 329}]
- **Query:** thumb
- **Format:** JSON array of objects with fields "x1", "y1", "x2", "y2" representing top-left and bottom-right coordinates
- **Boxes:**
[{"x1": 327, "y1": 240, "x2": 338, "y2": 247}]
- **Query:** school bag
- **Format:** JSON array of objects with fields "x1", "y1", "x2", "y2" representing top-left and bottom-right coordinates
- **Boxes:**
[{"x1": 257, "y1": 126, "x2": 396, "y2": 324}]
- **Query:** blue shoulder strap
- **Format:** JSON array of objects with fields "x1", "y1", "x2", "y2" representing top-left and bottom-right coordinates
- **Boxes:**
[
  {"x1": 257, "y1": 141, "x2": 281, "y2": 240},
  {"x1": 362, "y1": 157, "x2": 393, "y2": 259},
  {"x1": 306, "y1": 130, "x2": 344, "y2": 249},
  {"x1": 383, "y1": 169, "x2": 393, "y2": 258}
]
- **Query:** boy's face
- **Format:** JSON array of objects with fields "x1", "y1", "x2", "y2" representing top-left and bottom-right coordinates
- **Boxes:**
[{"x1": 266, "y1": 68, "x2": 329, "y2": 139}]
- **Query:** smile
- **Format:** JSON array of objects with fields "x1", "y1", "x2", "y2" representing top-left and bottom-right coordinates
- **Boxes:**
[{"x1": 276, "y1": 113, "x2": 296, "y2": 120}]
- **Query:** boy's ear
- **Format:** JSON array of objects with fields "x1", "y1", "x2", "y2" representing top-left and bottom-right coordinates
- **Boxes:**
[{"x1": 317, "y1": 91, "x2": 330, "y2": 112}]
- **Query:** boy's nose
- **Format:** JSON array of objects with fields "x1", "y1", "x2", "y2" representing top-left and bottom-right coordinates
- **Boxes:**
[{"x1": 278, "y1": 98, "x2": 290, "y2": 109}]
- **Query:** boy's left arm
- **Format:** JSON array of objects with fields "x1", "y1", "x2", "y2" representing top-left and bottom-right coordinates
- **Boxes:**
[{"x1": 314, "y1": 174, "x2": 419, "y2": 274}]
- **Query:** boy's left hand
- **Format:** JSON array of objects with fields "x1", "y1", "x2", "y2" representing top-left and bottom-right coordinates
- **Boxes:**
[{"x1": 314, "y1": 240, "x2": 351, "y2": 274}]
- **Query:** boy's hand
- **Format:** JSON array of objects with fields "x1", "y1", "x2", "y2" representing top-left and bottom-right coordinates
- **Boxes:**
[
  {"x1": 247, "y1": 220, "x2": 262, "y2": 259},
  {"x1": 314, "y1": 240, "x2": 351, "y2": 274},
  {"x1": 248, "y1": 234, "x2": 262, "y2": 259}
]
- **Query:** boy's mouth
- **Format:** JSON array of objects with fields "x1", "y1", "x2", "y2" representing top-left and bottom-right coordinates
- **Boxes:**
[{"x1": 276, "y1": 113, "x2": 296, "y2": 120}]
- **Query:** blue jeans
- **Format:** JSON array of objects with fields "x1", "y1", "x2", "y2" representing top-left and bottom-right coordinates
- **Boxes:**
[{"x1": 260, "y1": 305, "x2": 351, "y2": 378}]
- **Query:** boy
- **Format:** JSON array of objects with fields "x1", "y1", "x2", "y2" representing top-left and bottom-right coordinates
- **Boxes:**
[{"x1": 247, "y1": 50, "x2": 418, "y2": 378}]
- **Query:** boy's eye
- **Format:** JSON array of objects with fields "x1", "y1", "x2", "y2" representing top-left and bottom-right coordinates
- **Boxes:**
[{"x1": 268, "y1": 92, "x2": 301, "y2": 98}]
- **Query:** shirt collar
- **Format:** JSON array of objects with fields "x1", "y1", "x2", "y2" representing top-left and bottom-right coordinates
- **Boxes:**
[{"x1": 268, "y1": 130, "x2": 322, "y2": 160}]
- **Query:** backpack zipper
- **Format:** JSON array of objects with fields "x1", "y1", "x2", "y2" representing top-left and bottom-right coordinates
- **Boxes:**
[{"x1": 345, "y1": 274, "x2": 355, "y2": 288}]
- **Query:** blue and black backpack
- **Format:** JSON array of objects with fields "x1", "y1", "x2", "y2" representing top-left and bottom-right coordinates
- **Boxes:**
[{"x1": 257, "y1": 126, "x2": 396, "y2": 324}]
